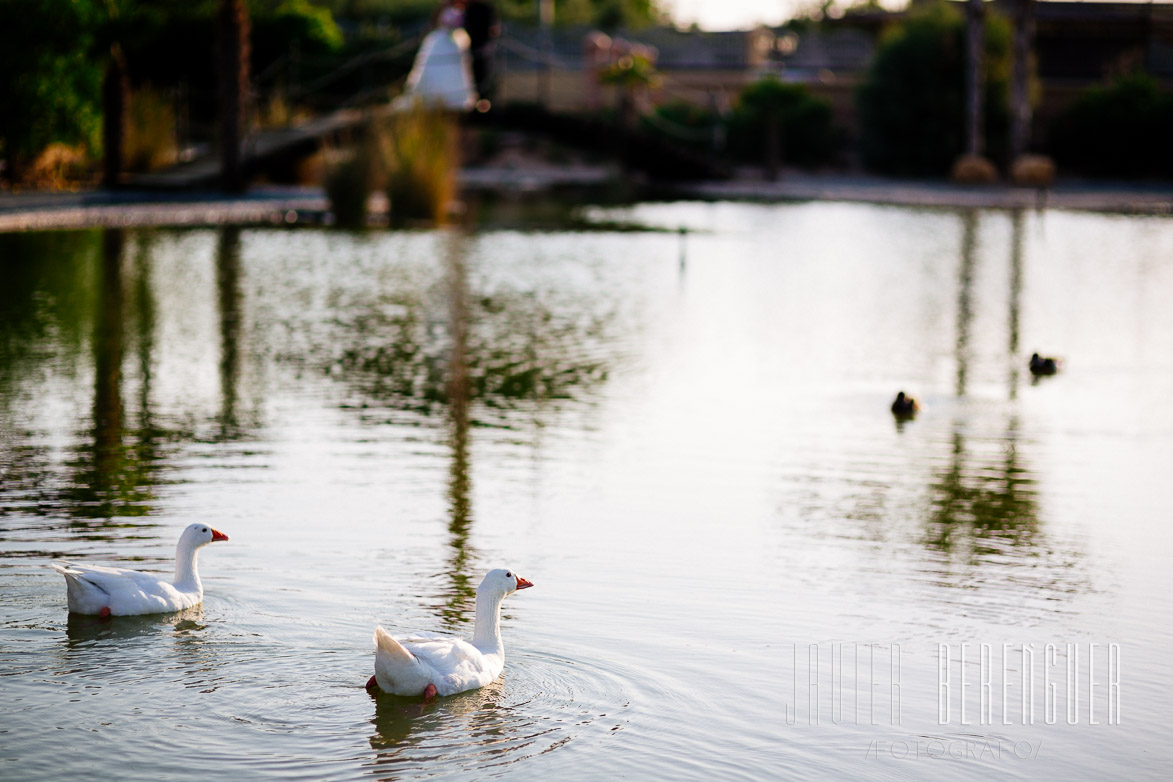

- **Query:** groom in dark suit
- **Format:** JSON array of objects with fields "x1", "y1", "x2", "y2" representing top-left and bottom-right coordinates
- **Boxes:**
[{"x1": 462, "y1": 0, "x2": 500, "y2": 102}]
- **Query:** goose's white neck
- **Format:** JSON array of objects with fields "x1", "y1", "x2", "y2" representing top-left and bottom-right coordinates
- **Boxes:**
[
  {"x1": 172, "y1": 538, "x2": 203, "y2": 591},
  {"x1": 472, "y1": 588, "x2": 508, "y2": 653}
]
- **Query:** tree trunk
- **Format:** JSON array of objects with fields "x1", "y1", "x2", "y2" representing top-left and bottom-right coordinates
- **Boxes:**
[
  {"x1": 217, "y1": 0, "x2": 251, "y2": 193},
  {"x1": 765, "y1": 112, "x2": 781, "y2": 182},
  {"x1": 102, "y1": 46, "x2": 129, "y2": 188},
  {"x1": 964, "y1": 0, "x2": 986, "y2": 157},
  {"x1": 1010, "y1": 0, "x2": 1036, "y2": 160}
]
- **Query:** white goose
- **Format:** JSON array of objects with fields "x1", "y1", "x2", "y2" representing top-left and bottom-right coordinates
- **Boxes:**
[
  {"x1": 53, "y1": 523, "x2": 229, "y2": 617},
  {"x1": 367, "y1": 568, "x2": 534, "y2": 699}
]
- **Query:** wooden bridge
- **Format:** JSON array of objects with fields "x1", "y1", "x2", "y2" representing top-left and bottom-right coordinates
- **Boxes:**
[{"x1": 122, "y1": 101, "x2": 728, "y2": 191}]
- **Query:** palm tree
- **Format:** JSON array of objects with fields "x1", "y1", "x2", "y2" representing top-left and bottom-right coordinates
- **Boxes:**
[
  {"x1": 1009, "y1": 0, "x2": 1036, "y2": 160},
  {"x1": 964, "y1": 0, "x2": 986, "y2": 157},
  {"x1": 217, "y1": 0, "x2": 250, "y2": 192},
  {"x1": 101, "y1": 42, "x2": 129, "y2": 188}
]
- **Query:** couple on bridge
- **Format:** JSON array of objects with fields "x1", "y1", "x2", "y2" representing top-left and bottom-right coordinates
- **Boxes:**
[{"x1": 400, "y1": 0, "x2": 499, "y2": 112}]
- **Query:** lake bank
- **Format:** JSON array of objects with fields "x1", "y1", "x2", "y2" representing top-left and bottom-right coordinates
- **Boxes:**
[{"x1": 1, "y1": 170, "x2": 1170, "y2": 233}]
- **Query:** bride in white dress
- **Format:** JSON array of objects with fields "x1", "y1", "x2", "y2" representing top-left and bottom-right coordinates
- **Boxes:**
[{"x1": 397, "y1": 0, "x2": 477, "y2": 111}]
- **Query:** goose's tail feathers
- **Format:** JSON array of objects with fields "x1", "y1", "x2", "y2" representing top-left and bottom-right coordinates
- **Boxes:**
[
  {"x1": 373, "y1": 626, "x2": 433, "y2": 695},
  {"x1": 374, "y1": 626, "x2": 416, "y2": 665}
]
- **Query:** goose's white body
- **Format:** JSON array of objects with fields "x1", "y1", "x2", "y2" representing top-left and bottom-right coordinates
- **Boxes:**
[
  {"x1": 371, "y1": 568, "x2": 533, "y2": 697},
  {"x1": 53, "y1": 524, "x2": 229, "y2": 616}
]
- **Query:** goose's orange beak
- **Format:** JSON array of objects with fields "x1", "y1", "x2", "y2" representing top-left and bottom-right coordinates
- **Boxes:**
[
  {"x1": 515, "y1": 575, "x2": 534, "y2": 590},
  {"x1": 211, "y1": 528, "x2": 229, "y2": 542}
]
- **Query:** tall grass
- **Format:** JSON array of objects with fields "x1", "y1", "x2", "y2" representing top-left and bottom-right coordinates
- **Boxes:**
[
  {"x1": 376, "y1": 107, "x2": 458, "y2": 224},
  {"x1": 26, "y1": 143, "x2": 91, "y2": 190},
  {"x1": 322, "y1": 108, "x2": 460, "y2": 227},
  {"x1": 125, "y1": 88, "x2": 177, "y2": 172}
]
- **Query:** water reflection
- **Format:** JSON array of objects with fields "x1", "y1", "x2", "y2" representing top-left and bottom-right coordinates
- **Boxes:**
[
  {"x1": 314, "y1": 230, "x2": 619, "y2": 624},
  {"x1": 923, "y1": 422, "x2": 1041, "y2": 557},
  {"x1": 217, "y1": 227, "x2": 244, "y2": 438},
  {"x1": 327, "y1": 236, "x2": 614, "y2": 423},
  {"x1": 63, "y1": 229, "x2": 161, "y2": 522},
  {"x1": 368, "y1": 679, "x2": 548, "y2": 777},
  {"x1": 367, "y1": 683, "x2": 501, "y2": 748},
  {"x1": 0, "y1": 231, "x2": 97, "y2": 374},
  {"x1": 63, "y1": 605, "x2": 206, "y2": 647},
  {"x1": 954, "y1": 210, "x2": 977, "y2": 398},
  {"x1": 0, "y1": 231, "x2": 99, "y2": 519},
  {"x1": 441, "y1": 233, "x2": 476, "y2": 627},
  {"x1": 0, "y1": 226, "x2": 264, "y2": 529},
  {"x1": 1008, "y1": 209, "x2": 1024, "y2": 398},
  {"x1": 922, "y1": 209, "x2": 1043, "y2": 561}
]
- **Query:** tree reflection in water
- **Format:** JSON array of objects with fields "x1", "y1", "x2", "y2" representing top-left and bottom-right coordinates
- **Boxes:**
[
  {"x1": 217, "y1": 227, "x2": 244, "y2": 438},
  {"x1": 922, "y1": 209, "x2": 1060, "y2": 568},
  {"x1": 0, "y1": 227, "x2": 253, "y2": 529},
  {"x1": 49, "y1": 230, "x2": 166, "y2": 524},
  {"x1": 0, "y1": 231, "x2": 99, "y2": 521},
  {"x1": 315, "y1": 230, "x2": 618, "y2": 626},
  {"x1": 440, "y1": 232, "x2": 477, "y2": 629},
  {"x1": 327, "y1": 238, "x2": 613, "y2": 421}
]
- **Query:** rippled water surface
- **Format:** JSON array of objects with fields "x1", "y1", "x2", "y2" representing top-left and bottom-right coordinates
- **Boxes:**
[{"x1": 3, "y1": 202, "x2": 1173, "y2": 780}]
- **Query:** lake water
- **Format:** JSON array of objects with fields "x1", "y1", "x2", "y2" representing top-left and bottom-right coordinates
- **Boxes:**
[{"x1": 2, "y1": 201, "x2": 1172, "y2": 780}]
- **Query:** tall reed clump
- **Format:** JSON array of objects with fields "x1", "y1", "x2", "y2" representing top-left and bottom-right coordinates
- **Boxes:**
[
  {"x1": 323, "y1": 139, "x2": 376, "y2": 228},
  {"x1": 126, "y1": 89, "x2": 178, "y2": 172},
  {"x1": 377, "y1": 106, "x2": 458, "y2": 224},
  {"x1": 27, "y1": 143, "x2": 91, "y2": 190}
]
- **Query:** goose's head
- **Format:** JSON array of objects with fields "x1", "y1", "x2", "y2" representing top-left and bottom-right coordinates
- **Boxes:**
[
  {"x1": 180, "y1": 523, "x2": 230, "y2": 549},
  {"x1": 479, "y1": 568, "x2": 534, "y2": 598}
]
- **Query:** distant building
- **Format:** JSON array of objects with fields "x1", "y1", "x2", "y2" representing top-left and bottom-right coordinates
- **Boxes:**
[
  {"x1": 495, "y1": 25, "x2": 778, "y2": 113},
  {"x1": 491, "y1": 2, "x2": 1173, "y2": 141}
]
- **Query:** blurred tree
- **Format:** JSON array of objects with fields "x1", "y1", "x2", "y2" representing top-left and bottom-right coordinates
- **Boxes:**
[
  {"x1": 856, "y1": 0, "x2": 1011, "y2": 176},
  {"x1": 598, "y1": 53, "x2": 659, "y2": 128},
  {"x1": 1050, "y1": 72, "x2": 1173, "y2": 178},
  {"x1": 726, "y1": 78, "x2": 839, "y2": 169},
  {"x1": 0, "y1": 0, "x2": 345, "y2": 186},
  {"x1": 0, "y1": 0, "x2": 102, "y2": 183}
]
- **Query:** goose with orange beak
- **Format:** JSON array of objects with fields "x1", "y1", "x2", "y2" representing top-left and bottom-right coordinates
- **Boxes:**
[
  {"x1": 53, "y1": 523, "x2": 230, "y2": 617},
  {"x1": 367, "y1": 568, "x2": 534, "y2": 700}
]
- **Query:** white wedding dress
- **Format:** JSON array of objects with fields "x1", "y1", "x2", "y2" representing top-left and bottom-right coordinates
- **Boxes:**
[{"x1": 398, "y1": 7, "x2": 477, "y2": 111}]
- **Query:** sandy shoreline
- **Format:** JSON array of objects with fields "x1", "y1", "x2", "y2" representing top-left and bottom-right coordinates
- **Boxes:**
[{"x1": 1, "y1": 172, "x2": 1170, "y2": 233}]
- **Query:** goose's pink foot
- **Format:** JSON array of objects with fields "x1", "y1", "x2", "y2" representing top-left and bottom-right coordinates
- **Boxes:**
[
  {"x1": 98, "y1": 607, "x2": 111, "y2": 619},
  {"x1": 423, "y1": 683, "x2": 438, "y2": 702},
  {"x1": 365, "y1": 675, "x2": 378, "y2": 691}
]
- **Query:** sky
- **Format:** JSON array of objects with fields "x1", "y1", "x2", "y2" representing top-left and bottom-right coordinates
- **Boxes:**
[
  {"x1": 661, "y1": 0, "x2": 1171, "y2": 31},
  {"x1": 661, "y1": 0, "x2": 884, "y2": 30}
]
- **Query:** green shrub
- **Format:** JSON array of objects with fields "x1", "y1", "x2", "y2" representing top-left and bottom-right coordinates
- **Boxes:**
[
  {"x1": 726, "y1": 77, "x2": 840, "y2": 167},
  {"x1": 1050, "y1": 73, "x2": 1173, "y2": 178},
  {"x1": 855, "y1": 1, "x2": 1011, "y2": 176},
  {"x1": 640, "y1": 100, "x2": 720, "y2": 152},
  {"x1": 0, "y1": 0, "x2": 102, "y2": 178}
]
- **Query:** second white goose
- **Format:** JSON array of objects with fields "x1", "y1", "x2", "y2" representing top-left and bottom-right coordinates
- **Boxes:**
[{"x1": 367, "y1": 568, "x2": 534, "y2": 699}]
